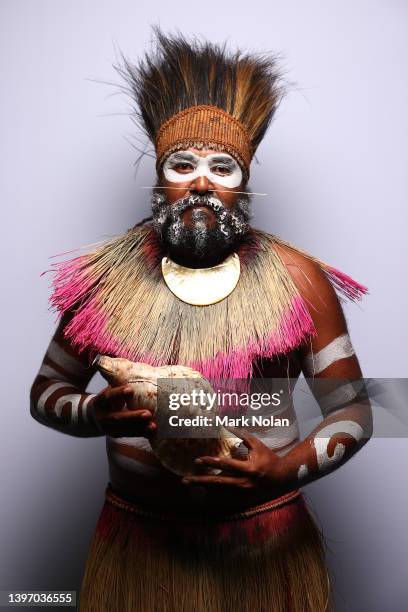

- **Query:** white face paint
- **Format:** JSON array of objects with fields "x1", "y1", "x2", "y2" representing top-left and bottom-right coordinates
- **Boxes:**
[{"x1": 162, "y1": 151, "x2": 243, "y2": 189}]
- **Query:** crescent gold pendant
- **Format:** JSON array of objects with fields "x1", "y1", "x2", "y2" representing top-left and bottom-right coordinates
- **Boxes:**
[{"x1": 161, "y1": 253, "x2": 241, "y2": 306}]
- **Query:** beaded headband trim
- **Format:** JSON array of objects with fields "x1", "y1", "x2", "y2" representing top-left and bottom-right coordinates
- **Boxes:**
[{"x1": 155, "y1": 105, "x2": 253, "y2": 177}]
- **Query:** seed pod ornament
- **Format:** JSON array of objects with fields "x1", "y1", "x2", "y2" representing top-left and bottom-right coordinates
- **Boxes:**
[{"x1": 93, "y1": 355, "x2": 242, "y2": 476}]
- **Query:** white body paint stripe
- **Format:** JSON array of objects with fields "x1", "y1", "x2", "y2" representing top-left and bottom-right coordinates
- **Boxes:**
[
  {"x1": 305, "y1": 333, "x2": 355, "y2": 375},
  {"x1": 81, "y1": 394, "x2": 96, "y2": 423},
  {"x1": 37, "y1": 382, "x2": 76, "y2": 416},
  {"x1": 111, "y1": 452, "x2": 165, "y2": 477},
  {"x1": 54, "y1": 393, "x2": 82, "y2": 421},
  {"x1": 319, "y1": 381, "x2": 365, "y2": 415},
  {"x1": 113, "y1": 436, "x2": 152, "y2": 450},
  {"x1": 47, "y1": 341, "x2": 89, "y2": 378},
  {"x1": 254, "y1": 422, "x2": 300, "y2": 449},
  {"x1": 297, "y1": 464, "x2": 309, "y2": 479},
  {"x1": 38, "y1": 363, "x2": 70, "y2": 381},
  {"x1": 108, "y1": 437, "x2": 165, "y2": 476}
]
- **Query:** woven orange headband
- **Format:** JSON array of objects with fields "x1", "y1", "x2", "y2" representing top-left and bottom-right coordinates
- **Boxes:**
[{"x1": 155, "y1": 105, "x2": 253, "y2": 177}]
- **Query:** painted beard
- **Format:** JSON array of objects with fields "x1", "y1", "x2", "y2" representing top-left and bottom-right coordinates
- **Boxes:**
[{"x1": 151, "y1": 190, "x2": 252, "y2": 266}]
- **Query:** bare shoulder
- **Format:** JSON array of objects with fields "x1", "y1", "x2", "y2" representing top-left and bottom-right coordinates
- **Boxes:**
[{"x1": 273, "y1": 241, "x2": 341, "y2": 314}]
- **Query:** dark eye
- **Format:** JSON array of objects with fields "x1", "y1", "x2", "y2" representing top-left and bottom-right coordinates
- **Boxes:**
[
  {"x1": 212, "y1": 165, "x2": 231, "y2": 176},
  {"x1": 173, "y1": 163, "x2": 195, "y2": 173}
]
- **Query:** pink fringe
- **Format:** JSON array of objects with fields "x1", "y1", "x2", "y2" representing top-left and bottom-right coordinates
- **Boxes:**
[
  {"x1": 59, "y1": 294, "x2": 316, "y2": 382},
  {"x1": 189, "y1": 295, "x2": 315, "y2": 380},
  {"x1": 45, "y1": 247, "x2": 367, "y2": 381},
  {"x1": 46, "y1": 255, "x2": 97, "y2": 313},
  {"x1": 325, "y1": 265, "x2": 368, "y2": 301}
]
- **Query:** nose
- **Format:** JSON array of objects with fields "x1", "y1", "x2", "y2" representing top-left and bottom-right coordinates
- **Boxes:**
[{"x1": 190, "y1": 174, "x2": 211, "y2": 194}]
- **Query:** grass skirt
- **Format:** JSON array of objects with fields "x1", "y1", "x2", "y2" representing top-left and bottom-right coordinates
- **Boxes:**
[{"x1": 79, "y1": 485, "x2": 331, "y2": 612}]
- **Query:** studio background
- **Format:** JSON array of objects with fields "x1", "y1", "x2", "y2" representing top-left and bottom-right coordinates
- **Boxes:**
[{"x1": 1, "y1": 1, "x2": 407, "y2": 610}]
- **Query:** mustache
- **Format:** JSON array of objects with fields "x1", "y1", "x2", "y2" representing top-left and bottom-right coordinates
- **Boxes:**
[
  {"x1": 181, "y1": 194, "x2": 224, "y2": 211},
  {"x1": 153, "y1": 193, "x2": 228, "y2": 219}
]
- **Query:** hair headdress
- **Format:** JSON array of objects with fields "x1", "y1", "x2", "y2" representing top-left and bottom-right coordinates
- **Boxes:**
[{"x1": 116, "y1": 28, "x2": 284, "y2": 178}]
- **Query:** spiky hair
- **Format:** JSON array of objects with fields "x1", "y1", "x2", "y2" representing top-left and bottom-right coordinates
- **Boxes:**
[{"x1": 116, "y1": 28, "x2": 284, "y2": 160}]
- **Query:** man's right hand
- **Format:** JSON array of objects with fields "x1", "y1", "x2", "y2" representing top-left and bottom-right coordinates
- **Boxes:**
[{"x1": 89, "y1": 385, "x2": 156, "y2": 438}]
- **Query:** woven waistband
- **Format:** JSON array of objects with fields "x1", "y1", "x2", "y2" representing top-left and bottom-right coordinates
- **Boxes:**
[{"x1": 105, "y1": 484, "x2": 301, "y2": 523}]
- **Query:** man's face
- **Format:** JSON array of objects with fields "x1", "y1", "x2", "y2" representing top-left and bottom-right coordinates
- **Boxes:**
[{"x1": 151, "y1": 148, "x2": 251, "y2": 265}]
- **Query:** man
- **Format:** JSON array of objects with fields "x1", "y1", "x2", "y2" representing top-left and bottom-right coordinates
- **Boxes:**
[{"x1": 30, "y1": 30, "x2": 372, "y2": 612}]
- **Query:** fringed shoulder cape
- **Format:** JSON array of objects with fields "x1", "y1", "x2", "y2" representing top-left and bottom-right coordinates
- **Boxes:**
[{"x1": 45, "y1": 224, "x2": 367, "y2": 380}]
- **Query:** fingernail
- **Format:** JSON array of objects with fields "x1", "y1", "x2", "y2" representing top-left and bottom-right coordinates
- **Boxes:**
[
  {"x1": 182, "y1": 478, "x2": 190, "y2": 485},
  {"x1": 194, "y1": 458, "x2": 203, "y2": 464}
]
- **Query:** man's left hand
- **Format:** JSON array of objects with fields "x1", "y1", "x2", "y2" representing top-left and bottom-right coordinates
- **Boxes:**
[{"x1": 182, "y1": 430, "x2": 288, "y2": 491}]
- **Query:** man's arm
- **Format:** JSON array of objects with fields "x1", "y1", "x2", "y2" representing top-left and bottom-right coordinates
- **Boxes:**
[
  {"x1": 30, "y1": 312, "x2": 103, "y2": 437},
  {"x1": 184, "y1": 246, "x2": 372, "y2": 492},
  {"x1": 272, "y1": 244, "x2": 373, "y2": 488}
]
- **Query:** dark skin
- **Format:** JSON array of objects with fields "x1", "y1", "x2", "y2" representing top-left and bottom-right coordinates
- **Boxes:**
[
  {"x1": 183, "y1": 248, "x2": 371, "y2": 495},
  {"x1": 30, "y1": 311, "x2": 156, "y2": 440},
  {"x1": 90, "y1": 148, "x2": 245, "y2": 437},
  {"x1": 33, "y1": 147, "x2": 369, "y2": 509},
  {"x1": 27, "y1": 149, "x2": 245, "y2": 442},
  {"x1": 157, "y1": 147, "x2": 243, "y2": 266}
]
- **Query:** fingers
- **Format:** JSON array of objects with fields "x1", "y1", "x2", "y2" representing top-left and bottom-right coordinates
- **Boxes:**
[
  {"x1": 100, "y1": 410, "x2": 153, "y2": 425},
  {"x1": 98, "y1": 410, "x2": 156, "y2": 438},
  {"x1": 94, "y1": 385, "x2": 135, "y2": 412},
  {"x1": 92, "y1": 384, "x2": 156, "y2": 437},
  {"x1": 226, "y1": 426, "x2": 260, "y2": 451},
  {"x1": 194, "y1": 455, "x2": 253, "y2": 473}
]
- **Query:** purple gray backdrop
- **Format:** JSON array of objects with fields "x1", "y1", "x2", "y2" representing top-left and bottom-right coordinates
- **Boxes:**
[{"x1": 1, "y1": 1, "x2": 407, "y2": 610}]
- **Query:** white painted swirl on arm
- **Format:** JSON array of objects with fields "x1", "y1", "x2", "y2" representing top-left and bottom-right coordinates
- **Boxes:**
[
  {"x1": 32, "y1": 337, "x2": 99, "y2": 435},
  {"x1": 297, "y1": 419, "x2": 364, "y2": 479}
]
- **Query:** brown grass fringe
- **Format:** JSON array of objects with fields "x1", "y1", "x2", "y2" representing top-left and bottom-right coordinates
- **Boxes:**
[{"x1": 79, "y1": 485, "x2": 332, "y2": 612}]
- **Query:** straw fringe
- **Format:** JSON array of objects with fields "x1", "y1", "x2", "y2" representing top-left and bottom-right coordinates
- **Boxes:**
[
  {"x1": 78, "y1": 488, "x2": 332, "y2": 612},
  {"x1": 269, "y1": 235, "x2": 369, "y2": 303},
  {"x1": 46, "y1": 225, "x2": 366, "y2": 380}
]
